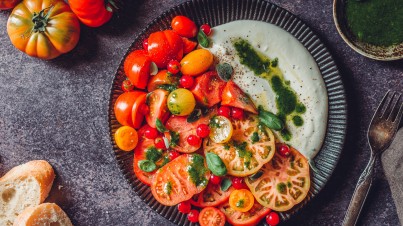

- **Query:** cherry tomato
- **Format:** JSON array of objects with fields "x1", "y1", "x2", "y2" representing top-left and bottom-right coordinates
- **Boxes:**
[
  {"x1": 218, "y1": 106, "x2": 231, "y2": 118},
  {"x1": 114, "y1": 91, "x2": 146, "y2": 127},
  {"x1": 229, "y1": 189, "x2": 254, "y2": 212},
  {"x1": 142, "y1": 38, "x2": 148, "y2": 50},
  {"x1": 200, "y1": 24, "x2": 212, "y2": 36},
  {"x1": 121, "y1": 79, "x2": 134, "y2": 92},
  {"x1": 187, "y1": 135, "x2": 201, "y2": 146},
  {"x1": 219, "y1": 201, "x2": 271, "y2": 226},
  {"x1": 144, "y1": 127, "x2": 159, "y2": 139},
  {"x1": 182, "y1": 37, "x2": 197, "y2": 54},
  {"x1": 167, "y1": 60, "x2": 181, "y2": 74},
  {"x1": 178, "y1": 201, "x2": 192, "y2": 214},
  {"x1": 231, "y1": 107, "x2": 244, "y2": 120},
  {"x1": 169, "y1": 151, "x2": 180, "y2": 160},
  {"x1": 179, "y1": 75, "x2": 194, "y2": 89},
  {"x1": 279, "y1": 144, "x2": 290, "y2": 157},
  {"x1": 266, "y1": 212, "x2": 280, "y2": 226},
  {"x1": 187, "y1": 209, "x2": 199, "y2": 223},
  {"x1": 171, "y1": 15, "x2": 197, "y2": 38},
  {"x1": 180, "y1": 49, "x2": 213, "y2": 76},
  {"x1": 232, "y1": 177, "x2": 247, "y2": 190},
  {"x1": 148, "y1": 30, "x2": 183, "y2": 68},
  {"x1": 155, "y1": 137, "x2": 167, "y2": 150},
  {"x1": 131, "y1": 93, "x2": 148, "y2": 129},
  {"x1": 145, "y1": 89, "x2": 170, "y2": 128},
  {"x1": 114, "y1": 126, "x2": 138, "y2": 152},
  {"x1": 210, "y1": 174, "x2": 222, "y2": 185},
  {"x1": 167, "y1": 89, "x2": 196, "y2": 116},
  {"x1": 221, "y1": 81, "x2": 258, "y2": 114},
  {"x1": 196, "y1": 124, "x2": 210, "y2": 138},
  {"x1": 199, "y1": 207, "x2": 225, "y2": 226},
  {"x1": 124, "y1": 50, "x2": 151, "y2": 89}
]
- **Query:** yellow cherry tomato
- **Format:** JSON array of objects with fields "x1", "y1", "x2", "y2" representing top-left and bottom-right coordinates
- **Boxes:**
[
  {"x1": 167, "y1": 88, "x2": 196, "y2": 116},
  {"x1": 114, "y1": 126, "x2": 138, "y2": 151},
  {"x1": 180, "y1": 49, "x2": 213, "y2": 76},
  {"x1": 209, "y1": 116, "x2": 233, "y2": 143},
  {"x1": 229, "y1": 189, "x2": 255, "y2": 212}
]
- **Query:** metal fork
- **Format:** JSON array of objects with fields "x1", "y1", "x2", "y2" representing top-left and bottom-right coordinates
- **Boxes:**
[{"x1": 343, "y1": 90, "x2": 403, "y2": 226}]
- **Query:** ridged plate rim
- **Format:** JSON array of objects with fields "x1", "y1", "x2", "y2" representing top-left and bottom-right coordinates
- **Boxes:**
[{"x1": 108, "y1": 0, "x2": 348, "y2": 225}]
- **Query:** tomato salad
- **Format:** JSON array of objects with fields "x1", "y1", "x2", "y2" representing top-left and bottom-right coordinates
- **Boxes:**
[{"x1": 113, "y1": 15, "x2": 311, "y2": 226}]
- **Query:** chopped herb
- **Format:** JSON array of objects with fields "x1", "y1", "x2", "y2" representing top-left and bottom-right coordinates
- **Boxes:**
[
  {"x1": 223, "y1": 143, "x2": 230, "y2": 150},
  {"x1": 187, "y1": 108, "x2": 202, "y2": 123},
  {"x1": 209, "y1": 116, "x2": 221, "y2": 128},
  {"x1": 206, "y1": 152, "x2": 227, "y2": 176},
  {"x1": 145, "y1": 147, "x2": 162, "y2": 162},
  {"x1": 169, "y1": 130, "x2": 180, "y2": 147},
  {"x1": 251, "y1": 132, "x2": 260, "y2": 143},
  {"x1": 158, "y1": 84, "x2": 178, "y2": 92},
  {"x1": 155, "y1": 119, "x2": 167, "y2": 133},
  {"x1": 187, "y1": 154, "x2": 209, "y2": 187},
  {"x1": 197, "y1": 30, "x2": 210, "y2": 48},
  {"x1": 138, "y1": 160, "x2": 156, "y2": 172},
  {"x1": 234, "y1": 142, "x2": 252, "y2": 167},
  {"x1": 216, "y1": 63, "x2": 233, "y2": 81},
  {"x1": 159, "y1": 155, "x2": 170, "y2": 168},
  {"x1": 220, "y1": 178, "x2": 232, "y2": 191},
  {"x1": 164, "y1": 181, "x2": 172, "y2": 195},
  {"x1": 287, "y1": 181, "x2": 292, "y2": 188},
  {"x1": 271, "y1": 57, "x2": 278, "y2": 67},
  {"x1": 236, "y1": 199, "x2": 245, "y2": 207}
]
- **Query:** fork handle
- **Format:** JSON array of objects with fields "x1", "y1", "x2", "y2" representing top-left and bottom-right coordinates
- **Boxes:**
[{"x1": 342, "y1": 155, "x2": 376, "y2": 226}]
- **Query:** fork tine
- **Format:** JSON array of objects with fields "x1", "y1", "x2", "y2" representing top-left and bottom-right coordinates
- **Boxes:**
[
  {"x1": 395, "y1": 102, "x2": 403, "y2": 124},
  {"x1": 387, "y1": 93, "x2": 401, "y2": 120},
  {"x1": 380, "y1": 91, "x2": 396, "y2": 118},
  {"x1": 374, "y1": 90, "x2": 391, "y2": 118}
]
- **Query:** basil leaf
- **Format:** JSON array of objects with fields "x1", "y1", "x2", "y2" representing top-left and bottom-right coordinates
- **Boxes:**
[
  {"x1": 156, "y1": 119, "x2": 167, "y2": 133},
  {"x1": 138, "y1": 160, "x2": 156, "y2": 172},
  {"x1": 158, "y1": 84, "x2": 177, "y2": 92},
  {"x1": 197, "y1": 30, "x2": 209, "y2": 48},
  {"x1": 258, "y1": 107, "x2": 284, "y2": 131},
  {"x1": 216, "y1": 63, "x2": 233, "y2": 81},
  {"x1": 206, "y1": 152, "x2": 227, "y2": 176},
  {"x1": 187, "y1": 109, "x2": 202, "y2": 123},
  {"x1": 220, "y1": 178, "x2": 232, "y2": 191}
]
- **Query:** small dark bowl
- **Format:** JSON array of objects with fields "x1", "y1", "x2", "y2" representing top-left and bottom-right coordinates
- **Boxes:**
[{"x1": 333, "y1": 0, "x2": 403, "y2": 61}]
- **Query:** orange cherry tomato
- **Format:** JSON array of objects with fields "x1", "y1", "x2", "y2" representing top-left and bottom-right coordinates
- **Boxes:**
[
  {"x1": 221, "y1": 80, "x2": 258, "y2": 114},
  {"x1": 114, "y1": 91, "x2": 146, "y2": 127},
  {"x1": 114, "y1": 126, "x2": 138, "y2": 151},
  {"x1": 131, "y1": 93, "x2": 147, "y2": 129},
  {"x1": 229, "y1": 189, "x2": 254, "y2": 212},
  {"x1": 199, "y1": 207, "x2": 226, "y2": 226},
  {"x1": 0, "y1": 0, "x2": 20, "y2": 10},
  {"x1": 171, "y1": 15, "x2": 197, "y2": 38},
  {"x1": 180, "y1": 49, "x2": 213, "y2": 76},
  {"x1": 124, "y1": 50, "x2": 151, "y2": 89},
  {"x1": 145, "y1": 89, "x2": 170, "y2": 128},
  {"x1": 147, "y1": 70, "x2": 179, "y2": 92},
  {"x1": 219, "y1": 201, "x2": 271, "y2": 226},
  {"x1": 148, "y1": 30, "x2": 183, "y2": 68}
]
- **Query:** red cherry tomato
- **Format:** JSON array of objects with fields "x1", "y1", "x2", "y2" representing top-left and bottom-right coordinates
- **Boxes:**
[
  {"x1": 178, "y1": 201, "x2": 192, "y2": 214},
  {"x1": 124, "y1": 50, "x2": 151, "y2": 89},
  {"x1": 279, "y1": 144, "x2": 290, "y2": 157},
  {"x1": 196, "y1": 124, "x2": 210, "y2": 138},
  {"x1": 114, "y1": 91, "x2": 146, "y2": 127},
  {"x1": 169, "y1": 151, "x2": 180, "y2": 161},
  {"x1": 142, "y1": 38, "x2": 148, "y2": 50},
  {"x1": 232, "y1": 177, "x2": 247, "y2": 190},
  {"x1": 200, "y1": 24, "x2": 212, "y2": 36},
  {"x1": 187, "y1": 135, "x2": 201, "y2": 146},
  {"x1": 167, "y1": 60, "x2": 181, "y2": 74},
  {"x1": 231, "y1": 107, "x2": 244, "y2": 120},
  {"x1": 144, "y1": 127, "x2": 159, "y2": 139},
  {"x1": 171, "y1": 15, "x2": 197, "y2": 38},
  {"x1": 179, "y1": 75, "x2": 194, "y2": 89},
  {"x1": 187, "y1": 209, "x2": 199, "y2": 223},
  {"x1": 121, "y1": 79, "x2": 134, "y2": 92},
  {"x1": 266, "y1": 212, "x2": 280, "y2": 226},
  {"x1": 182, "y1": 37, "x2": 197, "y2": 54},
  {"x1": 210, "y1": 174, "x2": 222, "y2": 185},
  {"x1": 155, "y1": 137, "x2": 167, "y2": 150},
  {"x1": 148, "y1": 30, "x2": 183, "y2": 68},
  {"x1": 218, "y1": 106, "x2": 231, "y2": 118}
]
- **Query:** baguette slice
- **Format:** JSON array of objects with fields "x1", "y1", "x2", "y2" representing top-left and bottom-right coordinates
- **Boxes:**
[
  {"x1": 13, "y1": 203, "x2": 73, "y2": 226},
  {"x1": 0, "y1": 160, "x2": 55, "y2": 226}
]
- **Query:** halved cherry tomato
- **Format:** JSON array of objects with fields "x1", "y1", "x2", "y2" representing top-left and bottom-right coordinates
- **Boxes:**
[
  {"x1": 180, "y1": 49, "x2": 214, "y2": 76},
  {"x1": 148, "y1": 30, "x2": 183, "y2": 68},
  {"x1": 199, "y1": 207, "x2": 226, "y2": 226},
  {"x1": 219, "y1": 201, "x2": 271, "y2": 226},
  {"x1": 114, "y1": 91, "x2": 146, "y2": 127},
  {"x1": 131, "y1": 93, "x2": 147, "y2": 129},
  {"x1": 124, "y1": 50, "x2": 151, "y2": 89},
  {"x1": 190, "y1": 71, "x2": 227, "y2": 107},
  {"x1": 147, "y1": 70, "x2": 179, "y2": 92},
  {"x1": 182, "y1": 37, "x2": 197, "y2": 54},
  {"x1": 115, "y1": 126, "x2": 138, "y2": 151},
  {"x1": 133, "y1": 137, "x2": 158, "y2": 186},
  {"x1": 146, "y1": 89, "x2": 170, "y2": 128},
  {"x1": 171, "y1": 15, "x2": 197, "y2": 38},
  {"x1": 229, "y1": 189, "x2": 254, "y2": 212},
  {"x1": 221, "y1": 81, "x2": 257, "y2": 114},
  {"x1": 191, "y1": 181, "x2": 234, "y2": 207},
  {"x1": 151, "y1": 154, "x2": 210, "y2": 206}
]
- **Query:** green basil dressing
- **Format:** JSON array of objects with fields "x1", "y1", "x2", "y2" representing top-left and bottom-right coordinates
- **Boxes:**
[{"x1": 187, "y1": 154, "x2": 208, "y2": 187}]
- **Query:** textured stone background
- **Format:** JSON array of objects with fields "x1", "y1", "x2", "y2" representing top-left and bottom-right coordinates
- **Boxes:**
[{"x1": 0, "y1": 0, "x2": 402, "y2": 225}]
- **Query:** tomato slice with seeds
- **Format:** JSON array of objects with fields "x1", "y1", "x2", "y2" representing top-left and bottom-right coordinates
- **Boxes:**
[
  {"x1": 245, "y1": 146, "x2": 310, "y2": 212},
  {"x1": 219, "y1": 201, "x2": 271, "y2": 226},
  {"x1": 221, "y1": 80, "x2": 258, "y2": 114},
  {"x1": 151, "y1": 154, "x2": 210, "y2": 206},
  {"x1": 133, "y1": 138, "x2": 157, "y2": 186},
  {"x1": 204, "y1": 115, "x2": 275, "y2": 177},
  {"x1": 190, "y1": 181, "x2": 234, "y2": 207},
  {"x1": 146, "y1": 89, "x2": 170, "y2": 128},
  {"x1": 190, "y1": 71, "x2": 227, "y2": 107},
  {"x1": 199, "y1": 207, "x2": 226, "y2": 226}
]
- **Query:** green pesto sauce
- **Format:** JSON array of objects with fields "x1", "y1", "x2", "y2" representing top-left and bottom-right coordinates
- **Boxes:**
[
  {"x1": 346, "y1": 0, "x2": 403, "y2": 46},
  {"x1": 187, "y1": 154, "x2": 208, "y2": 187},
  {"x1": 233, "y1": 38, "x2": 305, "y2": 140},
  {"x1": 145, "y1": 147, "x2": 162, "y2": 162},
  {"x1": 164, "y1": 181, "x2": 172, "y2": 195},
  {"x1": 251, "y1": 132, "x2": 260, "y2": 143},
  {"x1": 234, "y1": 142, "x2": 252, "y2": 167},
  {"x1": 236, "y1": 199, "x2": 245, "y2": 207}
]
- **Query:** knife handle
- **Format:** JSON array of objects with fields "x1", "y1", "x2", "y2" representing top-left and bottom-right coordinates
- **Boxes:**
[{"x1": 342, "y1": 156, "x2": 376, "y2": 226}]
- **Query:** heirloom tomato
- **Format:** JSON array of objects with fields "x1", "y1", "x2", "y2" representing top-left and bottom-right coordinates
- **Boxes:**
[
  {"x1": 199, "y1": 207, "x2": 226, "y2": 226},
  {"x1": 114, "y1": 91, "x2": 146, "y2": 128},
  {"x1": 69, "y1": 0, "x2": 114, "y2": 27},
  {"x1": 147, "y1": 30, "x2": 183, "y2": 68},
  {"x1": 190, "y1": 71, "x2": 226, "y2": 107},
  {"x1": 124, "y1": 50, "x2": 151, "y2": 89},
  {"x1": 221, "y1": 81, "x2": 257, "y2": 114},
  {"x1": 145, "y1": 89, "x2": 169, "y2": 128}
]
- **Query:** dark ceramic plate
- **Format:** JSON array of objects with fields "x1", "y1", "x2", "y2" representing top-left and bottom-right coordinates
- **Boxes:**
[{"x1": 109, "y1": 0, "x2": 348, "y2": 225}]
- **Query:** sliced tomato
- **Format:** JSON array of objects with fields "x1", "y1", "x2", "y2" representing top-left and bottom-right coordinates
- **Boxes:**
[
  {"x1": 221, "y1": 80, "x2": 257, "y2": 114},
  {"x1": 124, "y1": 50, "x2": 151, "y2": 89},
  {"x1": 151, "y1": 154, "x2": 210, "y2": 206},
  {"x1": 114, "y1": 91, "x2": 146, "y2": 127},
  {"x1": 146, "y1": 89, "x2": 170, "y2": 128},
  {"x1": 133, "y1": 138, "x2": 156, "y2": 186},
  {"x1": 147, "y1": 70, "x2": 179, "y2": 91},
  {"x1": 219, "y1": 201, "x2": 271, "y2": 226},
  {"x1": 204, "y1": 115, "x2": 275, "y2": 177},
  {"x1": 182, "y1": 37, "x2": 197, "y2": 54},
  {"x1": 190, "y1": 71, "x2": 227, "y2": 107},
  {"x1": 131, "y1": 93, "x2": 147, "y2": 129},
  {"x1": 191, "y1": 181, "x2": 234, "y2": 207},
  {"x1": 199, "y1": 207, "x2": 226, "y2": 226},
  {"x1": 245, "y1": 146, "x2": 310, "y2": 212},
  {"x1": 148, "y1": 30, "x2": 183, "y2": 68}
]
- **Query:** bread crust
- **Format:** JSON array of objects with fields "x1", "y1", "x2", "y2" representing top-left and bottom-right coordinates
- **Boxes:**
[{"x1": 13, "y1": 203, "x2": 73, "y2": 226}]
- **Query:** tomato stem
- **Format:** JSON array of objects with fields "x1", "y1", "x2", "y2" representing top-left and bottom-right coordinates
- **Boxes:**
[{"x1": 31, "y1": 5, "x2": 53, "y2": 33}]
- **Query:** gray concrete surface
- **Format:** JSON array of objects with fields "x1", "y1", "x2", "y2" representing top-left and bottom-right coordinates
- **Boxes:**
[{"x1": 0, "y1": 0, "x2": 402, "y2": 225}]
